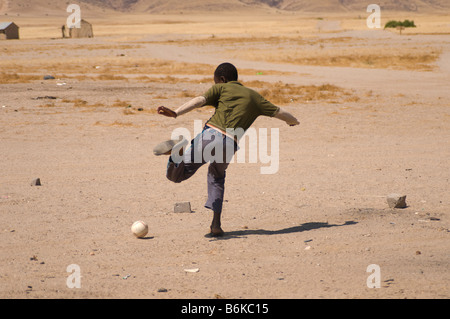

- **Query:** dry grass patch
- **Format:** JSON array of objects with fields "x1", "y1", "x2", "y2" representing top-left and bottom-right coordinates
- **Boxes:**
[
  {"x1": 243, "y1": 80, "x2": 357, "y2": 105},
  {"x1": 112, "y1": 100, "x2": 131, "y2": 108},
  {"x1": 0, "y1": 73, "x2": 41, "y2": 84},
  {"x1": 61, "y1": 99, "x2": 105, "y2": 108},
  {"x1": 177, "y1": 90, "x2": 198, "y2": 98},
  {"x1": 95, "y1": 74, "x2": 128, "y2": 81},
  {"x1": 0, "y1": 44, "x2": 141, "y2": 55},
  {"x1": 36, "y1": 103, "x2": 57, "y2": 108},
  {"x1": 151, "y1": 35, "x2": 353, "y2": 47},
  {"x1": 1, "y1": 57, "x2": 291, "y2": 83},
  {"x1": 232, "y1": 46, "x2": 441, "y2": 71},
  {"x1": 136, "y1": 75, "x2": 191, "y2": 84},
  {"x1": 94, "y1": 120, "x2": 139, "y2": 128}
]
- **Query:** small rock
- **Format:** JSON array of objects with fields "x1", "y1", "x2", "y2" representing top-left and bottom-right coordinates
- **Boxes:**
[
  {"x1": 31, "y1": 178, "x2": 41, "y2": 186},
  {"x1": 174, "y1": 202, "x2": 192, "y2": 214},
  {"x1": 157, "y1": 288, "x2": 168, "y2": 293},
  {"x1": 184, "y1": 268, "x2": 199, "y2": 273},
  {"x1": 387, "y1": 194, "x2": 407, "y2": 208},
  {"x1": 33, "y1": 96, "x2": 57, "y2": 100},
  {"x1": 43, "y1": 75, "x2": 55, "y2": 80}
]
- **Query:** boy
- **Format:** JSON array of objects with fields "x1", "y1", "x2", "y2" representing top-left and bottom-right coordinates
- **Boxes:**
[{"x1": 155, "y1": 63, "x2": 299, "y2": 237}]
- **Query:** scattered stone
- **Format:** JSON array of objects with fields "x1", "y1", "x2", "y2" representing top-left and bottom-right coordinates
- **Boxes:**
[
  {"x1": 418, "y1": 217, "x2": 440, "y2": 222},
  {"x1": 174, "y1": 202, "x2": 192, "y2": 213},
  {"x1": 31, "y1": 178, "x2": 41, "y2": 186},
  {"x1": 32, "y1": 96, "x2": 57, "y2": 100},
  {"x1": 416, "y1": 250, "x2": 421, "y2": 255},
  {"x1": 387, "y1": 194, "x2": 407, "y2": 208},
  {"x1": 184, "y1": 268, "x2": 199, "y2": 273},
  {"x1": 383, "y1": 278, "x2": 395, "y2": 287}
]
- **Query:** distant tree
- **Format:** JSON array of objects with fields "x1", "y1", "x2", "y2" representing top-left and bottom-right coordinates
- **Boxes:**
[{"x1": 384, "y1": 20, "x2": 416, "y2": 34}]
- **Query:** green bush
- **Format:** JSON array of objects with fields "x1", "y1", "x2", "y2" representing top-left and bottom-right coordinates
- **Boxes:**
[
  {"x1": 384, "y1": 20, "x2": 416, "y2": 29},
  {"x1": 402, "y1": 20, "x2": 416, "y2": 28}
]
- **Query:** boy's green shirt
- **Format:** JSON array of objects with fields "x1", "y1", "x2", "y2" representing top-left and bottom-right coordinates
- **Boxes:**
[{"x1": 202, "y1": 81, "x2": 280, "y2": 133}]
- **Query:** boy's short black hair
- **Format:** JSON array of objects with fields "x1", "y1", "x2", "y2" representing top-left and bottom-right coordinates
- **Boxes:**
[{"x1": 214, "y1": 62, "x2": 238, "y2": 82}]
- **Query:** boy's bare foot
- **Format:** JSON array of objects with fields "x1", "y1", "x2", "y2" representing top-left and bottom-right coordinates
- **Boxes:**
[
  {"x1": 153, "y1": 136, "x2": 183, "y2": 156},
  {"x1": 210, "y1": 226, "x2": 224, "y2": 237},
  {"x1": 210, "y1": 211, "x2": 224, "y2": 237}
]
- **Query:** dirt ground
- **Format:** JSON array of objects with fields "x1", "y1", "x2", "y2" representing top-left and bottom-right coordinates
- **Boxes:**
[{"x1": 1, "y1": 12, "x2": 449, "y2": 299}]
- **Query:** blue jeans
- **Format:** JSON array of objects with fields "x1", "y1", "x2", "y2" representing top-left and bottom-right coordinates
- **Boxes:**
[{"x1": 166, "y1": 127, "x2": 238, "y2": 214}]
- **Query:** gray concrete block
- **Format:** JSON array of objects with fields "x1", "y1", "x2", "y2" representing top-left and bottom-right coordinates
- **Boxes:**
[{"x1": 174, "y1": 202, "x2": 192, "y2": 213}]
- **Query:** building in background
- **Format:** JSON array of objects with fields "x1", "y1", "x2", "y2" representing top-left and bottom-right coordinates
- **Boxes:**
[
  {"x1": 63, "y1": 19, "x2": 93, "y2": 38},
  {"x1": 0, "y1": 22, "x2": 19, "y2": 40}
]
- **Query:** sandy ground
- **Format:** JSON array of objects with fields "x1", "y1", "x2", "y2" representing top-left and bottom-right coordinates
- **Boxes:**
[{"x1": 1, "y1": 13, "x2": 449, "y2": 299}]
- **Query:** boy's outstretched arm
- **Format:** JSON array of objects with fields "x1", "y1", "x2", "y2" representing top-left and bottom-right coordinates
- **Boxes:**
[
  {"x1": 157, "y1": 96, "x2": 206, "y2": 118},
  {"x1": 274, "y1": 107, "x2": 300, "y2": 126}
]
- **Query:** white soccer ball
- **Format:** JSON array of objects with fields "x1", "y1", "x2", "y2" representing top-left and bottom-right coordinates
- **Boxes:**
[{"x1": 131, "y1": 221, "x2": 148, "y2": 238}]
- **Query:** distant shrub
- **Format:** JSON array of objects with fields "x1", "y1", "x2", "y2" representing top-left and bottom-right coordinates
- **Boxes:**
[
  {"x1": 384, "y1": 20, "x2": 416, "y2": 29},
  {"x1": 405, "y1": 20, "x2": 417, "y2": 27}
]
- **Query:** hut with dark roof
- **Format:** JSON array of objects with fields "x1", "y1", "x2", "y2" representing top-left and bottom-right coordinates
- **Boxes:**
[{"x1": 0, "y1": 22, "x2": 19, "y2": 40}]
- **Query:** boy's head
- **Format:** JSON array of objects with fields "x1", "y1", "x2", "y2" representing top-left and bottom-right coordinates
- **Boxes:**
[{"x1": 214, "y1": 62, "x2": 238, "y2": 84}]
